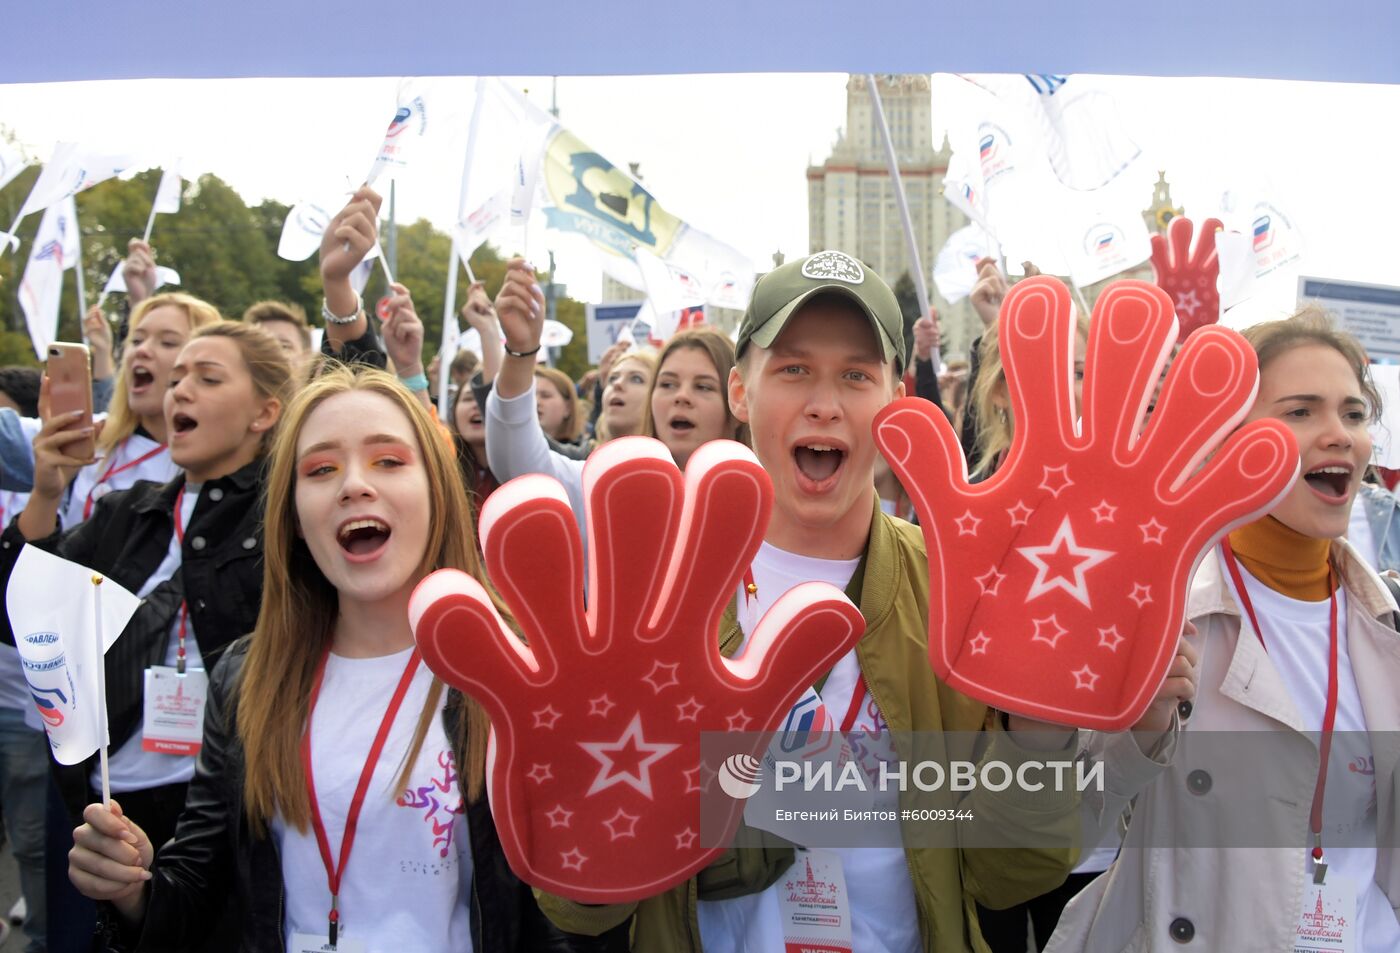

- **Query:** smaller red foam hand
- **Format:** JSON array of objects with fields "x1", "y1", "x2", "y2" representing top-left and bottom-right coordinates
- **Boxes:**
[
  {"x1": 409, "y1": 437, "x2": 864, "y2": 903},
  {"x1": 873, "y1": 277, "x2": 1298, "y2": 730},
  {"x1": 1151, "y1": 215, "x2": 1223, "y2": 342}
]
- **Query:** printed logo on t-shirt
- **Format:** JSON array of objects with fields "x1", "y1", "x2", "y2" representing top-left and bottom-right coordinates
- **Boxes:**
[{"x1": 396, "y1": 748, "x2": 464, "y2": 860}]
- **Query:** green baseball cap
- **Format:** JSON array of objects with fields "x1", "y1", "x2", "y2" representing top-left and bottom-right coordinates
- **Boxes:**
[{"x1": 735, "y1": 250, "x2": 906, "y2": 370}]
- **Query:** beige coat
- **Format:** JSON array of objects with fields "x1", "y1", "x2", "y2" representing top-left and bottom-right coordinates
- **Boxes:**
[{"x1": 1047, "y1": 539, "x2": 1400, "y2": 952}]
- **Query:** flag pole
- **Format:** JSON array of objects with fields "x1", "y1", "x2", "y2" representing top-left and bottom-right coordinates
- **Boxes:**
[
  {"x1": 91, "y1": 574, "x2": 110, "y2": 808},
  {"x1": 74, "y1": 221, "x2": 89, "y2": 345},
  {"x1": 438, "y1": 77, "x2": 487, "y2": 418},
  {"x1": 0, "y1": 209, "x2": 22, "y2": 261},
  {"x1": 141, "y1": 188, "x2": 159, "y2": 243},
  {"x1": 866, "y1": 74, "x2": 938, "y2": 367}
]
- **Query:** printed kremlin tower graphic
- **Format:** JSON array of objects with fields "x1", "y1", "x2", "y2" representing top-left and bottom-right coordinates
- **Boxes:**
[
  {"x1": 1297, "y1": 886, "x2": 1348, "y2": 948},
  {"x1": 784, "y1": 855, "x2": 840, "y2": 908}
]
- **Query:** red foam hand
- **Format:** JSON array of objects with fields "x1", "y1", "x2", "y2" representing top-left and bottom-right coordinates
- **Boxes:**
[
  {"x1": 409, "y1": 437, "x2": 864, "y2": 902},
  {"x1": 873, "y1": 277, "x2": 1298, "y2": 730},
  {"x1": 1151, "y1": 215, "x2": 1223, "y2": 342}
]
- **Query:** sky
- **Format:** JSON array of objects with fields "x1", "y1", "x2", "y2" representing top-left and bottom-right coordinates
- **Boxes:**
[{"x1": 0, "y1": 73, "x2": 1397, "y2": 322}]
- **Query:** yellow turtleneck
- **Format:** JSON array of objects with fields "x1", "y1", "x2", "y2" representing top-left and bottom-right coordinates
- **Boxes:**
[{"x1": 1227, "y1": 516, "x2": 1333, "y2": 602}]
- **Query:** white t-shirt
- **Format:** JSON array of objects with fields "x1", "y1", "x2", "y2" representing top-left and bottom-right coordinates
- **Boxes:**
[
  {"x1": 275, "y1": 648, "x2": 473, "y2": 953},
  {"x1": 1237, "y1": 566, "x2": 1400, "y2": 952},
  {"x1": 699, "y1": 541, "x2": 921, "y2": 953},
  {"x1": 103, "y1": 485, "x2": 204, "y2": 793},
  {"x1": 1346, "y1": 497, "x2": 1380, "y2": 571},
  {"x1": 62, "y1": 432, "x2": 177, "y2": 530}
]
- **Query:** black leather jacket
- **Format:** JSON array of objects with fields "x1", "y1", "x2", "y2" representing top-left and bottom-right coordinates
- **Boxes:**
[
  {"x1": 0, "y1": 460, "x2": 265, "y2": 816},
  {"x1": 114, "y1": 640, "x2": 627, "y2": 953}
]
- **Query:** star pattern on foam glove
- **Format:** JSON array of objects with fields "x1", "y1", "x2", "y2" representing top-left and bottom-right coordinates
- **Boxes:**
[
  {"x1": 410, "y1": 438, "x2": 866, "y2": 902},
  {"x1": 1030, "y1": 614, "x2": 1069, "y2": 649},
  {"x1": 1151, "y1": 215, "x2": 1224, "y2": 341},
  {"x1": 1071, "y1": 664, "x2": 1101, "y2": 691},
  {"x1": 1138, "y1": 519, "x2": 1167, "y2": 544},
  {"x1": 578, "y1": 714, "x2": 680, "y2": 799},
  {"x1": 1016, "y1": 516, "x2": 1114, "y2": 608},
  {"x1": 642, "y1": 661, "x2": 680, "y2": 695},
  {"x1": 955, "y1": 511, "x2": 982, "y2": 536},
  {"x1": 873, "y1": 276, "x2": 1297, "y2": 729}
]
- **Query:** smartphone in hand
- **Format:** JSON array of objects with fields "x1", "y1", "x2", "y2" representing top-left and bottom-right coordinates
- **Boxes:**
[{"x1": 46, "y1": 343, "x2": 95, "y2": 461}]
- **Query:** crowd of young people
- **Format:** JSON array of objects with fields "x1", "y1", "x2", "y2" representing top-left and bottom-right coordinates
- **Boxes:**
[{"x1": 0, "y1": 183, "x2": 1391, "y2": 953}]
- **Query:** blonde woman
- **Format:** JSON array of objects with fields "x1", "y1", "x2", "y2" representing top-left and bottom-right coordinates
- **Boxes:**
[
  {"x1": 56, "y1": 293, "x2": 221, "y2": 529},
  {"x1": 67, "y1": 368, "x2": 586, "y2": 951}
]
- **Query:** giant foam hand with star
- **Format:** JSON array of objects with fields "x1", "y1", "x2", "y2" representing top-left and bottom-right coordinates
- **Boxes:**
[
  {"x1": 1151, "y1": 215, "x2": 1224, "y2": 341},
  {"x1": 409, "y1": 437, "x2": 864, "y2": 902},
  {"x1": 874, "y1": 277, "x2": 1298, "y2": 730}
]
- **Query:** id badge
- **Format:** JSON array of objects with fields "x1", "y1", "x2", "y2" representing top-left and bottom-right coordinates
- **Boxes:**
[
  {"x1": 290, "y1": 933, "x2": 367, "y2": 953},
  {"x1": 777, "y1": 848, "x2": 853, "y2": 953},
  {"x1": 1293, "y1": 872, "x2": 1356, "y2": 953},
  {"x1": 140, "y1": 666, "x2": 207, "y2": 756}
]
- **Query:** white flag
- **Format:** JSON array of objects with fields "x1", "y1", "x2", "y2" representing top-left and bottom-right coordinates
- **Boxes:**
[
  {"x1": 277, "y1": 200, "x2": 334, "y2": 261},
  {"x1": 102, "y1": 265, "x2": 181, "y2": 296},
  {"x1": 636, "y1": 247, "x2": 707, "y2": 317},
  {"x1": 365, "y1": 80, "x2": 429, "y2": 187},
  {"x1": 152, "y1": 167, "x2": 182, "y2": 215},
  {"x1": 964, "y1": 74, "x2": 1142, "y2": 192},
  {"x1": 19, "y1": 142, "x2": 142, "y2": 219},
  {"x1": 0, "y1": 139, "x2": 26, "y2": 194},
  {"x1": 19, "y1": 197, "x2": 80, "y2": 358},
  {"x1": 6, "y1": 547, "x2": 140, "y2": 765},
  {"x1": 933, "y1": 225, "x2": 999, "y2": 304},
  {"x1": 454, "y1": 189, "x2": 510, "y2": 263}
]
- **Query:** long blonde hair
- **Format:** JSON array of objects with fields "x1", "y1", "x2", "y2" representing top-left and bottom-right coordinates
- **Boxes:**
[
  {"x1": 101, "y1": 293, "x2": 221, "y2": 454},
  {"x1": 238, "y1": 367, "x2": 497, "y2": 834},
  {"x1": 593, "y1": 351, "x2": 658, "y2": 444}
]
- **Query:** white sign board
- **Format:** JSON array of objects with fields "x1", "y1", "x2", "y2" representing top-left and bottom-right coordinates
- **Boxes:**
[
  {"x1": 585, "y1": 302, "x2": 643, "y2": 364},
  {"x1": 1298, "y1": 277, "x2": 1400, "y2": 361}
]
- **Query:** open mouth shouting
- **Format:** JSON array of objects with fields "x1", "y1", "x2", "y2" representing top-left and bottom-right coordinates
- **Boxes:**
[
  {"x1": 1301, "y1": 462, "x2": 1354, "y2": 504},
  {"x1": 667, "y1": 414, "x2": 696, "y2": 436},
  {"x1": 337, "y1": 516, "x2": 393, "y2": 562},
  {"x1": 170, "y1": 411, "x2": 199, "y2": 440},
  {"x1": 129, "y1": 365, "x2": 156, "y2": 395},
  {"x1": 792, "y1": 439, "x2": 847, "y2": 493}
]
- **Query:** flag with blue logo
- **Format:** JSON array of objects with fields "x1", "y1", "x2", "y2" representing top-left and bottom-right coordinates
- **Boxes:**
[
  {"x1": 18, "y1": 196, "x2": 80, "y2": 358},
  {"x1": 365, "y1": 80, "x2": 429, "y2": 187},
  {"x1": 6, "y1": 546, "x2": 139, "y2": 765},
  {"x1": 18, "y1": 142, "x2": 141, "y2": 219}
]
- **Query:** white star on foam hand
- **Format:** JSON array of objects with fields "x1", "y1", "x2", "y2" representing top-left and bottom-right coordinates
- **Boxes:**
[
  {"x1": 544, "y1": 804, "x2": 574, "y2": 829},
  {"x1": 1128, "y1": 583, "x2": 1153, "y2": 608},
  {"x1": 1030, "y1": 614, "x2": 1068, "y2": 649},
  {"x1": 1175, "y1": 289, "x2": 1201, "y2": 318},
  {"x1": 675, "y1": 828, "x2": 698, "y2": 849},
  {"x1": 975, "y1": 566, "x2": 1007, "y2": 596},
  {"x1": 1138, "y1": 518, "x2": 1167, "y2": 544},
  {"x1": 1091, "y1": 500, "x2": 1117, "y2": 523},
  {"x1": 1097, "y1": 625, "x2": 1125, "y2": 652},
  {"x1": 642, "y1": 660, "x2": 680, "y2": 695},
  {"x1": 1039, "y1": 464, "x2": 1074, "y2": 498},
  {"x1": 676, "y1": 697, "x2": 704, "y2": 722},
  {"x1": 559, "y1": 847, "x2": 587, "y2": 872},
  {"x1": 526, "y1": 763, "x2": 554, "y2": 784},
  {"x1": 588, "y1": 693, "x2": 617, "y2": 717},
  {"x1": 602, "y1": 807, "x2": 640, "y2": 840},
  {"x1": 578, "y1": 714, "x2": 680, "y2": 799},
  {"x1": 1007, "y1": 501, "x2": 1033, "y2": 527},
  {"x1": 954, "y1": 510, "x2": 982, "y2": 536},
  {"x1": 968, "y1": 632, "x2": 991, "y2": 655},
  {"x1": 726, "y1": 710, "x2": 753, "y2": 731},
  {"x1": 1016, "y1": 517, "x2": 1115, "y2": 608},
  {"x1": 1071, "y1": 664, "x2": 1100, "y2": 691},
  {"x1": 532, "y1": 705, "x2": 562, "y2": 730}
]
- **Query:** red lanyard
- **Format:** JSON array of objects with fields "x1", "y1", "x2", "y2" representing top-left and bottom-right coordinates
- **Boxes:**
[
  {"x1": 301, "y1": 647, "x2": 423, "y2": 947},
  {"x1": 172, "y1": 486, "x2": 190, "y2": 675},
  {"x1": 83, "y1": 441, "x2": 167, "y2": 519},
  {"x1": 1220, "y1": 540, "x2": 1339, "y2": 880},
  {"x1": 838, "y1": 676, "x2": 868, "y2": 734}
]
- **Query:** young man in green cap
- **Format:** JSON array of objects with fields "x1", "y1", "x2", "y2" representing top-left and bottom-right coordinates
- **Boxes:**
[{"x1": 519, "y1": 250, "x2": 1092, "y2": 952}]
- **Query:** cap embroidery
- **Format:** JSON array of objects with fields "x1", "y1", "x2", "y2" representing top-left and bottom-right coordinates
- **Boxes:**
[{"x1": 801, "y1": 251, "x2": 864, "y2": 285}]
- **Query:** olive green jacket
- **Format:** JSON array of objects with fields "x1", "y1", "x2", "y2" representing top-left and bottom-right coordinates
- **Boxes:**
[{"x1": 538, "y1": 501, "x2": 1081, "y2": 951}]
